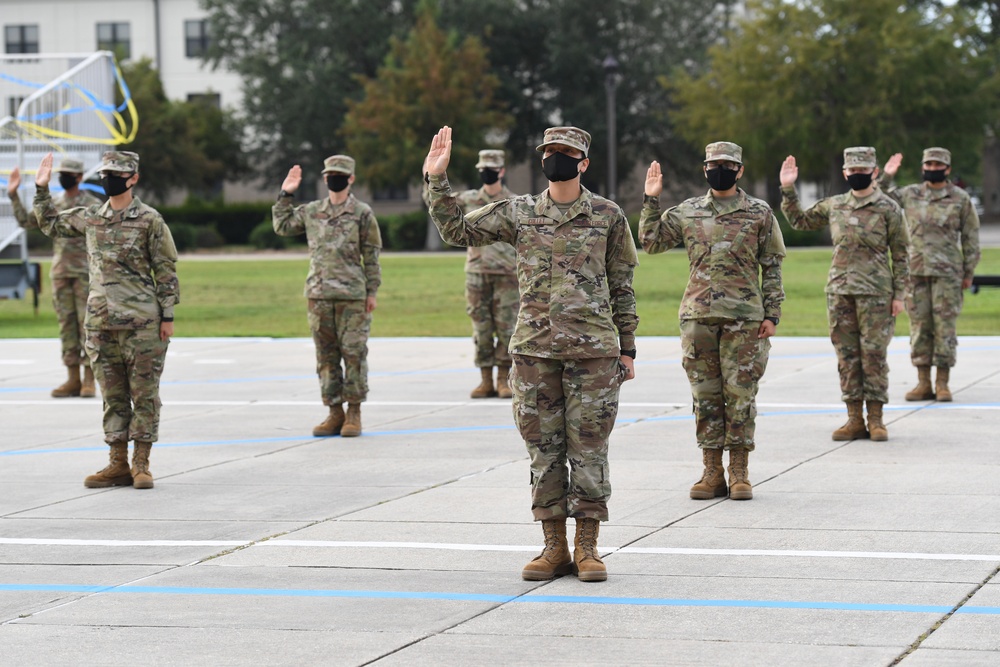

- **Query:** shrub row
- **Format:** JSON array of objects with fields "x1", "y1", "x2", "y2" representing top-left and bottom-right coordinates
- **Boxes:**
[{"x1": 161, "y1": 199, "x2": 432, "y2": 251}]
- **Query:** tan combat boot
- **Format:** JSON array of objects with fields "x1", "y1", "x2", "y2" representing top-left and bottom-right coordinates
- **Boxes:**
[
  {"x1": 496, "y1": 366, "x2": 513, "y2": 399},
  {"x1": 52, "y1": 365, "x2": 82, "y2": 398},
  {"x1": 690, "y1": 448, "x2": 727, "y2": 499},
  {"x1": 132, "y1": 441, "x2": 154, "y2": 489},
  {"x1": 866, "y1": 401, "x2": 888, "y2": 442},
  {"x1": 340, "y1": 403, "x2": 362, "y2": 437},
  {"x1": 573, "y1": 518, "x2": 607, "y2": 582},
  {"x1": 80, "y1": 366, "x2": 97, "y2": 398},
  {"x1": 727, "y1": 448, "x2": 753, "y2": 500},
  {"x1": 313, "y1": 404, "x2": 345, "y2": 437},
  {"x1": 935, "y1": 367, "x2": 953, "y2": 402},
  {"x1": 521, "y1": 517, "x2": 572, "y2": 581},
  {"x1": 470, "y1": 367, "x2": 497, "y2": 399},
  {"x1": 832, "y1": 401, "x2": 868, "y2": 441},
  {"x1": 905, "y1": 366, "x2": 934, "y2": 401},
  {"x1": 84, "y1": 442, "x2": 132, "y2": 488}
]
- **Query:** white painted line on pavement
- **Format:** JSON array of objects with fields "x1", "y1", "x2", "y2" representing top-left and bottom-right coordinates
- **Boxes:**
[
  {"x1": 6, "y1": 538, "x2": 993, "y2": 563},
  {"x1": 193, "y1": 359, "x2": 236, "y2": 365}
]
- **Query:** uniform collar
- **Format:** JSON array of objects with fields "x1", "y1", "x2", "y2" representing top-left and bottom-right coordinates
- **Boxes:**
[
  {"x1": 534, "y1": 185, "x2": 594, "y2": 223},
  {"x1": 922, "y1": 182, "x2": 951, "y2": 201},
  {"x1": 98, "y1": 195, "x2": 142, "y2": 222},
  {"x1": 321, "y1": 193, "x2": 357, "y2": 215},
  {"x1": 703, "y1": 188, "x2": 748, "y2": 216},
  {"x1": 480, "y1": 184, "x2": 513, "y2": 201}
]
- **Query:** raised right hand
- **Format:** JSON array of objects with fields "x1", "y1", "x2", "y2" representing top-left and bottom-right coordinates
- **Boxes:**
[
  {"x1": 281, "y1": 165, "x2": 302, "y2": 193},
  {"x1": 644, "y1": 161, "x2": 663, "y2": 197},
  {"x1": 424, "y1": 126, "x2": 452, "y2": 176},
  {"x1": 6, "y1": 166, "x2": 19, "y2": 196},
  {"x1": 884, "y1": 153, "x2": 903, "y2": 178},
  {"x1": 779, "y1": 155, "x2": 798, "y2": 187},
  {"x1": 35, "y1": 153, "x2": 53, "y2": 188}
]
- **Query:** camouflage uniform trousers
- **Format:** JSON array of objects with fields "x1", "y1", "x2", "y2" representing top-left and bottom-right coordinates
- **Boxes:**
[
  {"x1": 680, "y1": 318, "x2": 769, "y2": 452},
  {"x1": 907, "y1": 276, "x2": 963, "y2": 368},
  {"x1": 84, "y1": 327, "x2": 168, "y2": 445},
  {"x1": 52, "y1": 276, "x2": 90, "y2": 368},
  {"x1": 465, "y1": 272, "x2": 518, "y2": 368},
  {"x1": 308, "y1": 298, "x2": 370, "y2": 405},
  {"x1": 827, "y1": 293, "x2": 895, "y2": 403},
  {"x1": 510, "y1": 354, "x2": 627, "y2": 522}
]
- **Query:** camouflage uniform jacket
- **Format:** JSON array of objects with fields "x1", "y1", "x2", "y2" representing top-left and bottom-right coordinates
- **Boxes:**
[
  {"x1": 12, "y1": 188, "x2": 102, "y2": 279},
  {"x1": 272, "y1": 193, "x2": 382, "y2": 300},
  {"x1": 639, "y1": 189, "x2": 786, "y2": 322},
  {"x1": 781, "y1": 186, "x2": 909, "y2": 298},
  {"x1": 426, "y1": 172, "x2": 638, "y2": 359},
  {"x1": 456, "y1": 186, "x2": 517, "y2": 275},
  {"x1": 880, "y1": 177, "x2": 980, "y2": 281},
  {"x1": 33, "y1": 186, "x2": 179, "y2": 329}
]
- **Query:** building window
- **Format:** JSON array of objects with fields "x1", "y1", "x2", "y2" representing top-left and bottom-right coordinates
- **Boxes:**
[
  {"x1": 5, "y1": 25, "x2": 39, "y2": 54},
  {"x1": 187, "y1": 93, "x2": 221, "y2": 108},
  {"x1": 97, "y1": 22, "x2": 130, "y2": 60},
  {"x1": 372, "y1": 185, "x2": 410, "y2": 201},
  {"x1": 8, "y1": 96, "x2": 25, "y2": 117},
  {"x1": 185, "y1": 20, "x2": 211, "y2": 58}
]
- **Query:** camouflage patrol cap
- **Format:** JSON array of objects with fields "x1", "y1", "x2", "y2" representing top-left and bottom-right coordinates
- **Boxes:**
[
  {"x1": 322, "y1": 155, "x2": 355, "y2": 175},
  {"x1": 704, "y1": 141, "x2": 743, "y2": 165},
  {"x1": 98, "y1": 150, "x2": 139, "y2": 173},
  {"x1": 535, "y1": 126, "x2": 591, "y2": 157},
  {"x1": 475, "y1": 149, "x2": 505, "y2": 169},
  {"x1": 843, "y1": 146, "x2": 877, "y2": 169},
  {"x1": 921, "y1": 147, "x2": 951, "y2": 166},
  {"x1": 56, "y1": 158, "x2": 85, "y2": 174}
]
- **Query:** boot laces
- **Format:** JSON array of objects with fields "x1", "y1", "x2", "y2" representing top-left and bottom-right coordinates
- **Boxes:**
[{"x1": 577, "y1": 521, "x2": 600, "y2": 560}]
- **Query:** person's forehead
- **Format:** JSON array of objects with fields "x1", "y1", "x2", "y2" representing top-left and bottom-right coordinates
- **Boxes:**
[{"x1": 544, "y1": 143, "x2": 582, "y2": 154}]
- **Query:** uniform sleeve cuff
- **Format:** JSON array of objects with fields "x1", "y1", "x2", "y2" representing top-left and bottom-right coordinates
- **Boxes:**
[{"x1": 619, "y1": 334, "x2": 636, "y2": 352}]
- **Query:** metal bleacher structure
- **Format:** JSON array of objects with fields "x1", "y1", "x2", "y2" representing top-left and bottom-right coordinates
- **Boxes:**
[{"x1": 0, "y1": 51, "x2": 135, "y2": 305}]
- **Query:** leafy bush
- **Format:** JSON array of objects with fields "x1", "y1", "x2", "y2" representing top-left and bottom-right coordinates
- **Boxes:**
[
  {"x1": 379, "y1": 210, "x2": 427, "y2": 250},
  {"x1": 195, "y1": 225, "x2": 226, "y2": 249},
  {"x1": 169, "y1": 222, "x2": 198, "y2": 252},
  {"x1": 161, "y1": 199, "x2": 275, "y2": 244},
  {"x1": 249, "y1": 220, "x2": 287, "y2": 250}
]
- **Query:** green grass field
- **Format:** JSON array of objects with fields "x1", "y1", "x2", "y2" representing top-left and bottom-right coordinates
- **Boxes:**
[{"x1": 2, "y1": 248, "x2": 999, "y2": 338}]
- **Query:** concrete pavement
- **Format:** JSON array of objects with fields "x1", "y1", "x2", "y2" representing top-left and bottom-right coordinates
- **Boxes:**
[{"x1": 2, "y1": 335, "x2": 999, "y2": 666}]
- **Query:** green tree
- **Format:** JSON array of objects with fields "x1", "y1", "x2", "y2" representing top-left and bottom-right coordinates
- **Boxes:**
[
  {"x1": 671, "y1": 0, "x2": 994, "y2": 195},
  {"x1": 118, "y1": 60, "x2": 245, "y2": 203},
  {"x1": 439, "y1": 0, "x2": 731, "y2": 194},
  {"x1": 341, "y1": 1, "x2": 511, "y2": 190},
  {"x1": 201, "y1": 0, "x2": 420, "y2": 180}
]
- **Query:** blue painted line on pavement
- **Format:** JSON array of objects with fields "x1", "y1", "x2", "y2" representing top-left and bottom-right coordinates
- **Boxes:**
[
  {"x1": 2, "y1": 583, "x2": 998, "y2": 614},
  {"x1": 4, "y1": 402, "x2": 1000, "y2": 457}
]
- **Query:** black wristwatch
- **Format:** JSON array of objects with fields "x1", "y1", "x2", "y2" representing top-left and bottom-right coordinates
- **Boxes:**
[
  {"x1": 764, "y1": 316, "x2": 779, "y2": 326},
  {"x1": 620, "y1": 349, "x2": 637, "y2": 359},
  {"x1": 278, "y1": 189, "x2": 293, "y2": 200}
]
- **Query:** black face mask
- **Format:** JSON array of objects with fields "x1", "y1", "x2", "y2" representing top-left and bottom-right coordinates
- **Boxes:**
[
  {"x1": 58, "y1": 173, "x2": 79, "y2": 191},
  {"x1": 101, "y1": 174, "x2": 133, "y2": 197},
  {"x1": 326, "y1": 174, "x2": 350, "y2": 193},
  {"x1": 480, "y1": 168, "x2": 500, "y2": 185},
  {"x1": 705, "y1": 167, "x2": 740, "y2": 192},
  {"x1": 846, "y1": 172, "x2": 873, "y2": 191},
  {"x1": 923, "y1": 169, "x2": 948, "y2": 184},
  {"x1": 542, "y1": 152, "x2": 584, "y2": 183}
]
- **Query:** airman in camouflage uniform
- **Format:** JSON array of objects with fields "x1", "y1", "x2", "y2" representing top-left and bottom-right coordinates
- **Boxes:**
[
  {"x1": 273, "y1": 155, "x2": 382, "y2": 438},
  {"x1": 7, "y1": 159, "x2": 102, "y2": 398},
  {"x1": 424, "y1": 125, "x2": 638, "y2": 583},
  {"x1": 459, "y1": 150, "x2": 519, "y2": 399},
  {"x1": 640, "y1": 142, "x2": 785, "y2": 501},
  {"x1": 880, "y1": 147, "x2": 980, "y2": 402},
  {"x1": 33, "y1": 150, "x2": 179, "y2": 490},
  {"x1": 781, "y1": 147, "x2": 909, "y2": 441}
]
